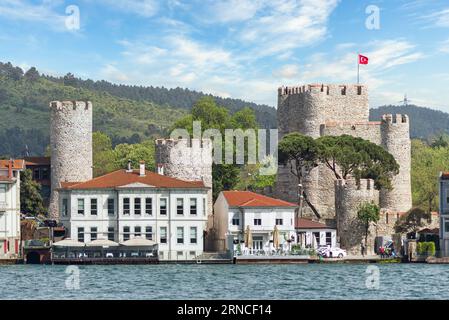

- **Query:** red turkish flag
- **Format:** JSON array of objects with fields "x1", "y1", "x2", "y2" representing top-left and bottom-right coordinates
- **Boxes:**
[{"x1": 359, "y1": 54, "x2": 369, "y2": 65}]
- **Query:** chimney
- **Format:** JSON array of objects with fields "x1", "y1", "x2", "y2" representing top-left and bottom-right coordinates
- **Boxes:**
[
  {"x1": 139, "y1": 161, "x2": 146, "y2": 177},
  {"x1": 157, "y1": 163, "x2": 164, "y2": 176},
  {"x1": 8, "y1": 159, "x2": 13, "y2": 179},
  {"x1": 126, "y1": 159, "x2": 133, "y2": 173}
]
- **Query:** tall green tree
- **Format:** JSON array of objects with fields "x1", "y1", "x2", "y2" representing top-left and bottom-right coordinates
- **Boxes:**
[
  {"x1": 171, "y1": 97, "x2": 260, "y2": 200},
  {"x1": 357, "y1": 202, "x2": 380, "y2": 248},
  {"x1": 411, "y1": 139, "x2": 449, "y2": 213},
  {"x1": 278, "y1": 132, "x2": 321, "y2": 218},
  {"x1": 20, "y1": 169, "x2": 47, "y2": 217},
  {"x1": 317, "y1": 135, "x2": 399, "y2": 190},
  {"x1": 93, "y1": 132, "x2": 116, "y2": 177}
]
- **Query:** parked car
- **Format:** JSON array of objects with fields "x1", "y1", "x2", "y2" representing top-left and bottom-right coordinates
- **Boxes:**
[{"x1": 317, "y1": 247, "x2": 347, "y2": 258}]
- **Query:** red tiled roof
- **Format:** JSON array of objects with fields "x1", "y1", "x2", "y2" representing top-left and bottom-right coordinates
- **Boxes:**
[
  {"x1": 0, "y1": 159, "x2": 25, "y2": 170},
  {"x1": 296, "y1": 218, "x2": 335, "y2": 229},
  {"x1": 222, "y1": 191, "x2": 297, "y2": 208},
  {"x1": 25, "y1": 157, "x2": 51, "y2": 166},
  {"x1": 60, "y1": 170, "x2": 206, "y2": 190},
  {"x1": 418, "y1": 228, "x2": 439, "y2": 234}
]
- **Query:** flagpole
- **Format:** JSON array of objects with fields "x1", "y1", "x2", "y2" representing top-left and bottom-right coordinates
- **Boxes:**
[{"x1": 357, "y1": 52, "x2": 360, "y2": 84}]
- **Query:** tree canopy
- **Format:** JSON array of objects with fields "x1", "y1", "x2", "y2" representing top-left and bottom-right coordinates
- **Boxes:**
[
  {"x1": 20, "y1": 169, "x2": 47, "y2": 216},
  {"x1": 317, "y1": 135, "x2": 399, "y2": 190}
]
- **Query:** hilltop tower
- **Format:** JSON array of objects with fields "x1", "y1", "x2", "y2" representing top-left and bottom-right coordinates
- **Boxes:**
[
  {"x1": 48, "y1": 101, "x2": 93, "y2": 220},
  {"x1": 155, "y1": 138, "x2": 213, "y2": 216},
  {"x1": 335, "y1": 179, "x2": 376, "y2": 255},
  {"x1": 380, "y1": 114, "x2": 412, "y2": 212}
]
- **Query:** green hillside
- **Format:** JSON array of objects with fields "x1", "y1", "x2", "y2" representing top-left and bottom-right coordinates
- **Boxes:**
[{"x1": 0, "y1": 74, "x2": 187, "y2": 157}]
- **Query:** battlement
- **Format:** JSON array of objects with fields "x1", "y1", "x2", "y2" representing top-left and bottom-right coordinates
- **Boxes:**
[
  {"x1": 49, "y1": 100, "x2": 92, "y2": 111},
  {"x1": 381, "y1": 114, "x2": 409, "y2": 124},
  {"x1": 335, "y1": 178, "x2": 374, "y2": 191},
  {"x1": 278, "y1": 84, "x2": 367, "y2": 96},
  {"x1": 155, "y1": 138, "x2": 212, "y2": 148}
]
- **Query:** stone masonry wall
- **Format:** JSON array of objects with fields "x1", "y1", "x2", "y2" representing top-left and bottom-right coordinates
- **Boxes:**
[
  {"x1": 49, "y1": 101, "x2": 93, "y2": 220},
  {"x1": 155, "y1": 138, "x2": 213, "y2": 216},
  {"x1": 335, "y1": 179, "x2": 377, "y2": 255},
  {"x1": 380, "y1": 114, "x2": 412, "y2": 212}
]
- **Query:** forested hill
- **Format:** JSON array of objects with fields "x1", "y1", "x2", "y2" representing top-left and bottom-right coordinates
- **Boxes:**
[
  {"x1": 369, "y1": 105, "x2": 449, "y2": 140},
  {"x1": 43, "y1": 73, "x2": 277, "y2": 128},
  {"x1": 0, "y1": 62, "x2": 276, "y2": 157}
]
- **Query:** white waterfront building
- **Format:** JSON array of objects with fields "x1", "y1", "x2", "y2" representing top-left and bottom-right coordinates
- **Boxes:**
[
  {"x1": 58, "y1": 163, "x2": 209, "y2": 261},
  {"x1": 0, "y1": 160, "x2": 24, "y2": 258},
  {"x1": 212, "y1": 191, "x2": 297, "y2": 253}
]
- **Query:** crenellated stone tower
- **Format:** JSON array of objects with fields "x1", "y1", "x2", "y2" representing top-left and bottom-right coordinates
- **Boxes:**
[
  {"x1": 48, "y1": 101, "x2": 93, "y2": 220},
  {"x1": 276, "y1": 84, "x2": 412, "y2": 225},
  {"x1": 335, "y1": 179, "x2": 377, "y2": 255},
  {"x1": 155, "y1": 138, "x2": 213, "y2": 216}
]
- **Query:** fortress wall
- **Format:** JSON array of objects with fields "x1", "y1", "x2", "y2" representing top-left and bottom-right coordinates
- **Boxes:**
[
  {"x1": 335, "y1": 179, "x2": 377, "y2": 255},
  {"x1": 155, "y1": 138, "x2": 213, "y2": 216}
]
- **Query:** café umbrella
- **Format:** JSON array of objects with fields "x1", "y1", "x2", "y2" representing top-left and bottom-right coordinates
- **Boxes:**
[
  {"x1": 273, "y1": 225, "x2": 280, "y2": 249},
  {"x1": 245, "y1": 225, "x2": 253, "y2": 249}
]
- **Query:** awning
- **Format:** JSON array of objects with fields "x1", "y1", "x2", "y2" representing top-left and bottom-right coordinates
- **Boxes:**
[
  {"x1": 53, "y1": 238, "x2": 85, "y2": 247},
  {"x1": 86, "y1": 239, "x2": 119, "y2": 247}
]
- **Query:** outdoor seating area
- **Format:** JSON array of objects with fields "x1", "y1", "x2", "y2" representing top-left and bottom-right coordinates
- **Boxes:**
[{"x1": 51, "y1": 237, "x2": 159, "y2": 262}]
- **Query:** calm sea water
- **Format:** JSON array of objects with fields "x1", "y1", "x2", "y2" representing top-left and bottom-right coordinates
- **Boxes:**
[{"x1": 0, "y1": 263, "x2": 448, "y2": 300}]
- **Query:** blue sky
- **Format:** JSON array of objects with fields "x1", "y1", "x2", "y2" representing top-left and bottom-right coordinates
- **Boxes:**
[{"x1": 1, "y1": 0, "x2": 449, "y2": 110}]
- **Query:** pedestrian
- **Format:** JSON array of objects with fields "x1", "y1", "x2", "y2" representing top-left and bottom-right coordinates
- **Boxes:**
[{"x1": 361, "y1": 243, "x2": 366, "y2": 257}]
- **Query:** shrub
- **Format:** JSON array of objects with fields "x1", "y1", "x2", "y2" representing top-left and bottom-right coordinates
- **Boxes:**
[{"x1": 417, "y1": 241, "x2": 436, "y2": 256}]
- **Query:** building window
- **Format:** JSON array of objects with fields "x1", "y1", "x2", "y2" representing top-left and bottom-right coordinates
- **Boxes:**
[
  {"x1": 123, "y1": 198, "x2": 130, "y2": 215},
  {"x1": 276, "y1": 219, "x2": 283, "y2": 226},
  {"x1": 90, "y1": 227, "x2": 97, "y2": 241},
  {"x1": 62, "y1": 198, "x2": 68, "y2": 217},
  {"x1": 326, "y1": 232, "x2": 332, "y2": 246},
  {"x1": 445, "y1": 221, "x2": 449, "y2": 233},
  {"x1": 254, "y1": 219, "x2": 262, "y2": 226},
  {"x1": 203, "y1": 198, "x2": 206, "y2": 216},
  {"x1": 134, "y1": 226, "x2": 141, "y2": 237},
  {"x1": 108, "y1": 227, "x2": 115, "y2": 241},
  {"x1": 232, "y1": 218, "x2": 239, "y2": 226},
  {"x1": 190, "y1": 198, "x2": 197, "y2": 215},
  {"x1": 42, "y1": 168, "x2": 49, "y2": 180},
  {"x1": 145, "y1": 226, "x2": 153, "y2": 240},
  {"x1": 160, "y1": 198, "x2": 167, "y2": 215},
  {"x1": 77, "y1": 199, "x2": 85, "y2": 215},
  {"x1": 177, "y1": 227, "x2": 184, "y2": 244},
  {"x1": 145, "y1": 198, "x2": 152, "y2": 215},
  {"x1": 77, "y1": 227, "x2": 84, "y2": 243},
  {"x1": 123, "y1": 226, "x2": 130, "y2": 241},
  {"x1": 177, "y1": 198, "x2": 184, "y2": 215},
  {"x1": 108, "y1": 199, "x2": 114, "y2": 216},
  {"x1": 160, "y1": 227, "x2": 167, "y2": 244},
  {"x1": 190, "y1": 227, "x2": 197, "y2": 244},
  {"x1": 134, "y1": 198, "x2": 141, "y2": 215},
  {"x1": 33, "y1": 169, "x2": 40, "y2": 180},
  {"x1": 91, "y1": 198, "x2": 97, "y2": 215},
  {"x1": 0, "y1": 185, "x2": 6, "y2": 203},
  {"x1": 313, "y1": 232, "x2": 320, "y2": 246}
]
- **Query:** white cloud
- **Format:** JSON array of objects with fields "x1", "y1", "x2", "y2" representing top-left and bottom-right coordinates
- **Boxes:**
[
  {"x1": 273, "y1": 64, "x2": 300, "y2": 79},
  {"x1": 0, "y1": 0, "x2": 67, "y2": 31},
  {"x1": 439, "y1": 38, "x2": 449, "y2": 53},
  {"x1": 204, "y1": 0, "x2": 264, "y2": 23},
  {"x1": 100, "y1": 0, "x2": 158, "y2": 17},
  {"x1": 424, "y1": 8, "x2": 449, "y2": 27}
]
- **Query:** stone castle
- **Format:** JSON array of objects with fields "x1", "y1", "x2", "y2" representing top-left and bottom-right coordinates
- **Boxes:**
[{"x1": 276, "y1": 84, "x2": 413, "y2": 253}]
